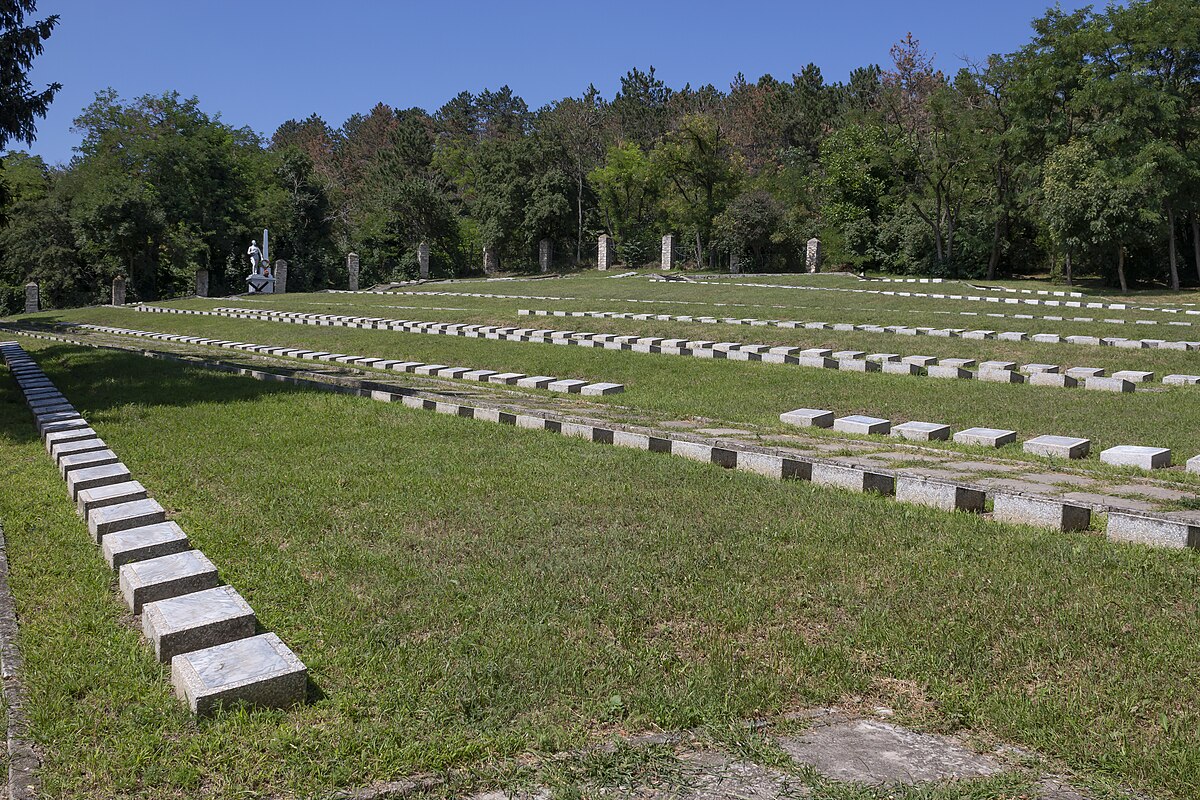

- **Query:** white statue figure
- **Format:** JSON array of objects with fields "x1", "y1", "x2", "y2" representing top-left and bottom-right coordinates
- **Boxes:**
[{"x1": 248, "y1": 240, "x2": 263, "y2": 273}]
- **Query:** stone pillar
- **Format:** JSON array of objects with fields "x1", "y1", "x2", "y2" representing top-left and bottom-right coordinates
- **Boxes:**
[
  {"x1": 597, "y1": 234, "x2": 615, "y2": 271},
  {"x1": 661, "y1": 234, "x2": 676, "y2": 270},
  {"x1": 23, "y1": 282, "x2": 38, "y2": 314},
  {"x1": 729, "y1": 252, "x2": 741, "y2": 274},
  {"x1": 483, "y1": 245, "x2": 499, "y2": 274},
  {"x1": 417, "y1": 242, "x2": 430, "y2": 279},
  {"x1": 111, "y1": 275, "x2": 126, "y2": 306},
  {"x1": 195, "y1": 269, "x2": 209, "y2": 298},
  {"x1": 347, "y1": 252, "x2": 360, "y2": 290},
  {"x1": 538, "y1": 238, "x2": 553, "y2": 273},
  {"x1": 806, "y1": 237, "x2": 822, "y2": 273},
  {"x1": 274, "y1": 260, "x2": 287, "y2": 294}
]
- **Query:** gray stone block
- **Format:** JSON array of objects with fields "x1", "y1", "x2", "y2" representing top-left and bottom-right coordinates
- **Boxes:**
[
  {"x1": 811, "y1": 463, "x2": 894, "y2": 494},
  {"x1": 102, "y1": 521, "x2": 190, "y2": 568},
  {"x1": 143, "y1": 585, "x2": 256, "y2": 662},
  {"x1": 59, "y1": 449, "x2": 118, "y2": 477},
  {"x1": 735, "y1": 452, "x2": 810, "y2": 480},
  {"x1": 1163, "y1": 374, "x2": 1200, "y2": 385},
  {"x1": 953, "y1": 427, "x2": 1016, "y2": 447},
  {"x1": 780, "y1": 408, "x2": 833, "y2": 428},
  {"x1": 833, "y1": 415, "x2": 890, "y2": 435},
  {"x1": 1111, "y1": 370, "x2": 1155, "y2": 383},
  {"x1": 979, "y1": 360, "x2": 1017, "y2": 371},
  {"x1": 891, "y1": 421, "x2": 951, "y2": 441},
  {"x1": 977, "y1": 369, "x2": 1024, "y2": 384},
  {"x1": 1029, "y1": 373, "x2": 1078, "y2": 388},
  {"x1": 901, "y1": 355, "x2": 937, "y2": 367},
  {"x1": 172, "y1": 633, "x2": 306, "y2": 716},
  {"x1": 838, "y1": 359, "x2": 880, "y2": 373},
  {"x1": 938, "y1": 358, "x2": 976, "y2": 369},
  {"x1": 993, "y1": 493, "x2": 1090, "y2": 531},
  {"x1": 1023, "y1": 435, "x2": 1090, "y2": 459},
  {"x1": 76, "y1": 480, "x2": 148, "y2": 517},
  {"x1": 1106, "y1": 512, "x2": 1199, "y2": 549},
  {"x1": 673, "y1": 441, "x2": 713, "y2": 463},
  {"x1": 1085, "y1": 376, "x2": 1134, "y2": 393},
  {"x1": 119, "y1": 550, "x2": 219, "y2": 614},
  {"x1": 895, "y1": 476, "x2": 985, "y2": 512},
  {"x1": 66, "y1": 462, "x2": 132, "y2": 500},
  {"x1": 88, "y1": 498, "x2": 168, "y2": 542},
  {"x1": 927, "y1": 365, "x2": 971, "y2": 379},
  {"x1": 51, "y1": 437, "x2": 108, "y2": 464},
  {"x1": 866, "y1": 353, "x2": 900, "y2": 363},
  {"x1": 881, "y1": 361, "x2": 920, "y2": 376},
  {"x1": 515, "y1": 376, "x2": 555, "y2": 389},
  {"x1": 1188, "y1": 454, "x2": 1200, "y2": 474},
  {"x1": 580, "y1": 382, "x2": 624, "y2": 396},
  {"x1": 1020, "y1": 363, "x2": 1060, "y2": 374},
  {"x1": 547, "y1": 379, "x2": 587, "y2": 393},
  {"x1": 488, "y1": 372, "x2": 527, "y2": 385},
  {"x1": 1099, "y1": 445, "x2": 1171, "y2": 470}
]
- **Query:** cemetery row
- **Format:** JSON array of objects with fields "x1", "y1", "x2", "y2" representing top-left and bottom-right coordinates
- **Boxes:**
[
  {"x1": 131, "y1": 305, "x2": 1194, "y2": 394},
  {"x1": 9, "y1": 330, "x2": 1195, "y2": 553},
  {"x1": 0, "y1": 342, "x2": 307, "y2": 716}
]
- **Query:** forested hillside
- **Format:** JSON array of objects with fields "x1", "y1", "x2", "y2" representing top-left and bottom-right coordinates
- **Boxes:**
[{"x1": 2, "y1": 0, "x2": 1198, "y2": 310}]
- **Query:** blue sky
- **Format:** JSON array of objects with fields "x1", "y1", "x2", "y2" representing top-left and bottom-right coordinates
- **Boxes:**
[{"x1": 18, "y1": 0, "x2": 1091, "y2": 165}]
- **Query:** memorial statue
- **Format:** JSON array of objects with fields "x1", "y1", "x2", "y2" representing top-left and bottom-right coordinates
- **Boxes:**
[{"x1": 247, "y1": 240, "x2": 263, "y2": 273}]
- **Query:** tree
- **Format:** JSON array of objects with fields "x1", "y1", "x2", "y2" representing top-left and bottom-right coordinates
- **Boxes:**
[
  {"x1": 589, "y1": 143, "x2": 664, "y2": 266},
  {"x1": 0, "y1": 0, "x2": 58, "y2": 150}
]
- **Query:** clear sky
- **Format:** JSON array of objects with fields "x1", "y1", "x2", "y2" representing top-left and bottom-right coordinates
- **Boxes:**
[{"x1": 16, "y1": 0, "x2": 1091, "y2": 165}]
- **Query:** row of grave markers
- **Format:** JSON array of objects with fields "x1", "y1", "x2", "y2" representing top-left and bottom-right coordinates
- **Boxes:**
[
  {"x1": 130, "y1": 305, "x2": 1189, "y2": 394},
  {"x1": 0, "y1": 342, "x2": 307, "y2": 716},
  {"x1": 8, "y1": 326, "x2": 1199, "y2": 551},
  {"x1": 75, "y1": 323, "x2": 624, "y2": 395},
  {"x1": 780, "y1": 408, "x2": 1193, "y2": 472}
]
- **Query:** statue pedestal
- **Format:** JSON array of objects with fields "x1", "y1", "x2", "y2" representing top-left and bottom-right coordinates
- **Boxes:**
[{"x1": 246, "y1": 273, "x2": 275, "y2": 294}]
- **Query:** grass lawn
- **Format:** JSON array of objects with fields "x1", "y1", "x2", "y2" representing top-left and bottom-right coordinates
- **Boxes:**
[{"x1": 2, "y1": 340, "x2": 1200, "y2": 798}]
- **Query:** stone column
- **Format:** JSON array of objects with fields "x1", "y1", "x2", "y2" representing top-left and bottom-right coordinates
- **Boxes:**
[
  {"x1": 806, "y1": 237, "x2": 822, "y2": 273},
  {"x1": 483, "y1": 245, "x2": 499, "y2": 274},
  {"x1": 111, "y1": 275, "x2": 126, "y2": 306},
  {"x1": 538, "y1": 239, "x2": 553, "y2": 273},
  {"x1": 661, "y1": 234, "x2": 676, "y2": 270},
  {"x1": 274, "y1": 260, "x2": 287, "y2": 294},
  {"x1": 23, "y1": 282, "x2": 38, "y2": 314},
  {"x1": 597, "y1": 234, "x2": 615, "y2": 271},
  {"x1": 195, "y1": 269, "x2": 209, "y2": 297},
  {"x1": 417, "y1": 242, "x2": 430, "y2": 279},
  {"x1": 729, "y1": 252, "x2": 741, "y2": 274},
  {"x1": 347, "y1": 252, "x2": 360, "y2": 290}
]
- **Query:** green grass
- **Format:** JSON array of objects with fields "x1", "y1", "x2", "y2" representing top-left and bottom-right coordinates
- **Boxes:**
[
  {"x1": 24, "y1": 301, "x2": 1200, "y2": 476},
  {"x1": 3, "y1": 341, "x2": 1200, "y2": 797}
]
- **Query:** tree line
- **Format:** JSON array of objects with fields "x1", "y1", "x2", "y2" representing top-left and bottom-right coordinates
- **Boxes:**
[{"x1": 2, "y1": 0, "x2": 1199, "y2": 312}]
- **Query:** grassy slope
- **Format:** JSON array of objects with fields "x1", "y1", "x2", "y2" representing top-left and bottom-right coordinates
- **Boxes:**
[
  {"x1": 2, "y1": 341, "x2": 1200, "y2": 797},
  {"x1": 29, "y1": 303, "x2": 1200, "y2": 473}
]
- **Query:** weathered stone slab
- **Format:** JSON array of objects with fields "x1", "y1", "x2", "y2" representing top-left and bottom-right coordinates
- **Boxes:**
[
  {"x1": 896, "y1": 476, "x2": 985, "y2": 512},
  {"x1": 547, "y1": 379, "x2": 587, "y2": 393},
  {"x1": 927, "y1": 365, "x2": 971, "y2": 379},
  {"x1": 171, "y1": 632, "x2": 306, "y2": 716},
  {"x1": 67, "y1": 462, "x2": 132, "y2": 499},
  {"x1": 866, "y1": 353, "x2": 900, "y2": 363},
  {"x1": 833, "y1": 415, "x2": 890, "y2": 435},
  {"x1": 76, "y1": 480, "x2": 148, "y2": 517},
  {"x1": 119, "y1": 550, "x2": 219, "y2": 614},
  {"x1": 1023, "y1": 435, "x2": 1090, "y2": 459},
  {"x1": 102, "y1": 521, "x2": 190, "y2": 568},
  {"x1": 779, "y1": 719, "x2": 999, "y2": 785},
  {"x1": 1100, "y1": 445, "x2": 1171, "y2": 470},
  {"x1": 938, "y1": 358, "x2": 976, "y2": 369},
  {"x1": 672, "y1": 441, "x2": 713, "y2": 463},
  {"x1": 735, "y1": 451, "x2": 810, "y2": 480},
  {"x1": 50, "y1": 437, "x2": 108, "y2": 464},
  {"x1": 953, "y1": 427, "x2": 1016, "y2": 447},
  {"x1": 1188, "y1": 454, "x2": 1200, "y2": 474},
  {"x1": 515, "y1": 376, "x2": 555, "y2": 389},
  {"x1": 580, "y1": 382, "x2": 624, "y2": 396},
  {"x1": 780, "y1": 408, "x2": 833, "y2": 428},
  {"x1": 1021, "y1": 363, "x2": 1060, "y2": 374},
  {"x1": 811, "y1": 463, "x2": 894, "y2": 494},
  {"x1": 901, "y1": 355, "x2": 937, "y2": 367},
  {"x1": 1106, "y1": 511, "x2": 1200, "y2": 549},
  {"x1": 1085, "y1": 376, "x2": 1134, "y2": 393},
  {"x1": 993, "y1": 493, "x2": 1090, "y2": 531},
  {"x1": 488, "y1": 372, "x2": 526, "y2": 385},
  {"x1": 1163, "y1": 374, "x2": 1200, "y2": 385},
  {"x1": 59, "y1": 449, "x2": 119, "y2": 477},
  {"x1": 88, "y1": 497, "x2": 168, "y2": 542},
  {"x1": 977, "y1": 369, "x2": 1024, "y2": 384},
  {"x1": 838, "y1": 359, "x2": 880, "y2": 373},
  {"x1": 143, "y1": 584, "x2": 256, "y2": 662},
  {"x1": 891, "y1": 421, "x2": 951, "y2": 441},
  {"x1": 1029, "y1": 373, "x2": 1078, "y2": 388},
  {"x1": 979, "y1": 360, "x2": 1017, "y2": 371},
  {"x1": 1111, "y1": 370, "x2": 1155, "y2": 383}
]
